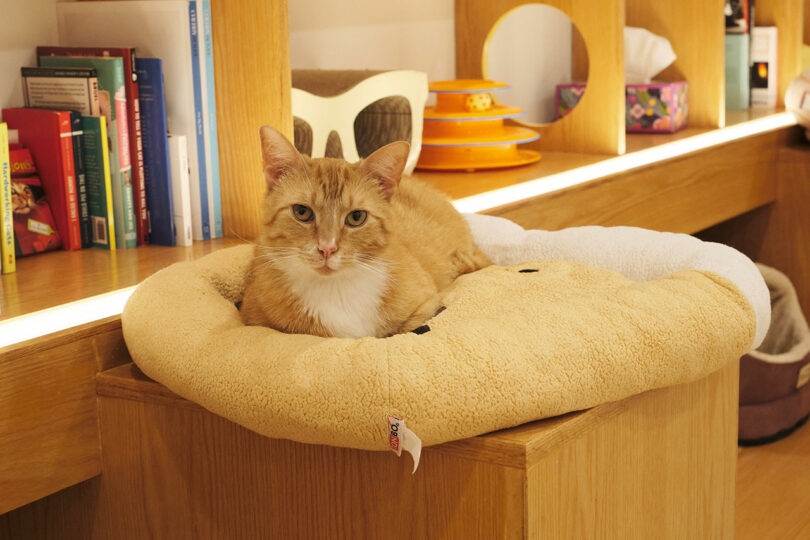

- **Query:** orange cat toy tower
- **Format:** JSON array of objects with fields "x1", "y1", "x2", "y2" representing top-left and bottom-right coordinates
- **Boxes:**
[{"x1": 415, "y1": 79, "x2": 541, "y2": 171}]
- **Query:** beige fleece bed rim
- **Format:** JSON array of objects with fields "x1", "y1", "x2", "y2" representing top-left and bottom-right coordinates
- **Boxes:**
[{"x1": 122, "y1": 243, "x2": 756, "y2": 452}]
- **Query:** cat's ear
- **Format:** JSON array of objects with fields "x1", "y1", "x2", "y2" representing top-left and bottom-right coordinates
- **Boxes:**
[
  {"x1": 259, "y1": 125, "x2": 303, "y2": 190},
  {"x1": 359, "y1": 141, "x2": 410, "y2": 199}
]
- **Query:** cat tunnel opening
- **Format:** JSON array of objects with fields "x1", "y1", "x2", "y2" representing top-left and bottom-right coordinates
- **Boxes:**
[{"x1": 293, "y1": 96, "x2": 412, "y2": 160}]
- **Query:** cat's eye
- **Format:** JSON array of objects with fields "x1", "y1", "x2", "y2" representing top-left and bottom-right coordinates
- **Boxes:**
[
  {"x1": 291, "y1": 204, "x2": 314, "y2": 223},
  {"x1": 345, "y1": 210, "x2": 367, "y2": 227}
]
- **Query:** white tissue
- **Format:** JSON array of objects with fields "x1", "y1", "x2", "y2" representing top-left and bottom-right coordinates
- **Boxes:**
[{"x1": 625, "y1": 27, "x2": 677, "y2": 84}]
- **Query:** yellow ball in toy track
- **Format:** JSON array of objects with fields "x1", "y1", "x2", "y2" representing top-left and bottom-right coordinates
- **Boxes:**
[{"x1": 464, "y1": 93, "x2": 493, "y2": 112}]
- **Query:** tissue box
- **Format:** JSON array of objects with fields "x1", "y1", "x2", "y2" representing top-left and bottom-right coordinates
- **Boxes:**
[{"x1": 556, "y1": 81, "x2": 689, "y2": 133}]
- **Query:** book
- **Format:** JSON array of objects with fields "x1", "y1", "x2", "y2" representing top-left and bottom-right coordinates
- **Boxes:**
[
  {"x1": 21, "y1": 66, "x2": 100, "y2": 116},
  {"x1": 187, "y1": 0, "x2": 210, "y2": 240},
  {"x1": 82, "y1": 116, "x2": 116, "y2": 250},
  {"x1": 55, "y1": 1, "x2": 211, "y2": 241},
  {"x1": 8, "y1": 147, "x2": 63, "y2": 256},
  {"x1": 39, "y1": 46, "x2": 149, "y2": 246},
  {"x1": 1, "y1": 108, "x2": 82, "y2": 250},
  {"x1": 725, "y1": 0, "x2": 750, "y2": 34},
  {"x1": 751, "y1": 27, "x2": 778, "y2": 108},
  {"x1": 725, "y1": 34, "x2": 750, "y2": 110},
  {"x1": 0, "y1": 123, "x2": 14, "y2": 273},
  {"x1": 197, "y1": 0, "x2": 222, "y2": 238},
  {"x1": 137, "y1": 58, "x2": 174, "y2": 246},
  {"x1": 69, "y1": 111, "x2": 92, "y2": 247},
  {"x1": 39, "y1": 55, "x2": 137, "y2": 249},
  {"x1": 168, "y1": 134, "x2": 193, "y2": 247}
]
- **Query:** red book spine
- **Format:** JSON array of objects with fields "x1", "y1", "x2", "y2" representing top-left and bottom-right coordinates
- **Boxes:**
[
  {"x1": 119, "y1": 49, "x2": 148, "y2": 245},
  {"x1": 57, "y1": 112, "x2": 82, "y2": 250},
  {"x1": 129, "y1": 68, "x2": 148, "y2": 245}
]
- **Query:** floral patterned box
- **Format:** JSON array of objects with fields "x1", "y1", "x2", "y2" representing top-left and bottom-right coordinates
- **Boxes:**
[{"x1": 555, "y1": 81, "x2": 689, "y2": 133}]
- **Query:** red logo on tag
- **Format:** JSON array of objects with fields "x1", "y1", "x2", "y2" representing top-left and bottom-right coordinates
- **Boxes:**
[{"x1": 388, "y1": 416, "x2": 401, "y2": 452}]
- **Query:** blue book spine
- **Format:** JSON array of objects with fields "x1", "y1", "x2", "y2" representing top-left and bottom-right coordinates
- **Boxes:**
[
  {"x1": 137, "y1": 58, "x2": 175, "y2": 246},
  {"x1": 202, "y1": 0, "x2": 222, "y2": 238},
  {"x1": 188, "y1": 0, "x2": 210, "y2": 239}
]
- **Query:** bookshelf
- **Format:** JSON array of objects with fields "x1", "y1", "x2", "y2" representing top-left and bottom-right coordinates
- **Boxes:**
[{"x1": 0, "y1": 0, "x2": 806, "y2": 341}]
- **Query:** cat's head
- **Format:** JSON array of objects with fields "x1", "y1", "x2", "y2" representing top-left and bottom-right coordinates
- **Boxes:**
[
  {"x1": 11, "y1": 181, "x2": 34, "y2": 216},
  {"x1": 257, "y1": 125, "x2": 409, "y2": 276}
]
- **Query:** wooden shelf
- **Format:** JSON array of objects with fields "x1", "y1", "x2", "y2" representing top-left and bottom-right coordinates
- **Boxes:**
[
  {"x1": 0, "y1": 238, "x2": 238, "y2": 322},
  {"x1": 0, "y1": 110, "x2": 800, "y2": 336}
]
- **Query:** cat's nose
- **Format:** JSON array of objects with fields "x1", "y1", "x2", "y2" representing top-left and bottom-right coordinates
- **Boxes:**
[{"x1": 318, "y1": 241, "x2": 338, "y2": 261}]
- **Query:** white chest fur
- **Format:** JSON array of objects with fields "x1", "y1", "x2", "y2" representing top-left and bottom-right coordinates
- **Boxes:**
[{"x1": 282, "y1": 261, "x2": 389, "y2": 338}]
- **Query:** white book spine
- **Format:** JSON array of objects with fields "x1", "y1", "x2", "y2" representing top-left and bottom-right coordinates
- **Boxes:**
[
  {"x1": 168, "y1": 134, "x2": 193, "y2": 247},
  {"x1": 750, "y1": 27, "x2": 778, "y2": 108}
]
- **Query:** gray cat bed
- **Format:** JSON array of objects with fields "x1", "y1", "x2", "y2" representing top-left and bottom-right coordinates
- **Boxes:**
[{"x1": 739, "y1": 264, "x2": 810, "y2": 444}]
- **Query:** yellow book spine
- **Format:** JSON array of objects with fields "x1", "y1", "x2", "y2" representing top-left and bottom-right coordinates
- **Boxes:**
[
  {"x1": 99, "y1": 117, "x2": 116, "y2": 251},
  {"x1": 0, "y1": 123, "x2": 15, "y2": 274}
]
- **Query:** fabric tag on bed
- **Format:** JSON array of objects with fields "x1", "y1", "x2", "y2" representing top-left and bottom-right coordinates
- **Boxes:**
[
  {"x1": 388, "y1": 415, "x2": 422, "y2": 473},
  {"x1": 797, "y1": 364, "x2": 810, "y2": 389}
]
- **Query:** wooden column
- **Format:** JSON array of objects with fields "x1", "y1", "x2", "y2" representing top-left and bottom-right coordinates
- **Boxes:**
[{"x1": 212, "y1": 0, "x2": 292, "y2": 240}]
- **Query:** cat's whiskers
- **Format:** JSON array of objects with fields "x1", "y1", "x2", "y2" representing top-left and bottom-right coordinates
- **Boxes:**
[
  {"x1": 352, "y1": 258, "x2": 390, "y2": 280},
  {"x1": 252, "y1": 255, "x2": 302, "y2": 273},
  {"x1": 252, "y1": 246, "x2": 306, "y2": 270},
  {"x1": 355, "y1": 253, "x2": 399, "y2": 268}
]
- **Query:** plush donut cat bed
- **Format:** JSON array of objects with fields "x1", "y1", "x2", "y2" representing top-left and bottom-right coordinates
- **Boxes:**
[
  {"x1": 739, "y1": 264, "x2": 810, "y2": 444},
  {"x1": 122, "y1": 214, "x2": 769, "y2": 459}
]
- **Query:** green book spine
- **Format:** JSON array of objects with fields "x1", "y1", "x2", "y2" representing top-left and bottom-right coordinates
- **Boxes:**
[
  {"x1": 725, "y1": 34, "x2": 751, "y2": 110},
  {"x1": 40, "y1": 55, "x2": 136, "y2": 248},
  {"x1": 81, "y1": 116, "x2": 116, "y2": 250}
]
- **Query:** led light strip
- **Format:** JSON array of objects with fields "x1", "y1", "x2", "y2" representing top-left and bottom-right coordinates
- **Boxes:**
[
  {"x1": 0, "y1": 112, "x2": 797, "y2": 349},
  {"x1": 0, "y1": 287, "x2": 135, "y2": 349},
  {"x1": 453, "y1": 112, "x2": 797, "y2": 214}
]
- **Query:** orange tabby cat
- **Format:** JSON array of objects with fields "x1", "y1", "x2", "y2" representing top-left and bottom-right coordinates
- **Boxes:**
[{"x1": 240, "y1": 126, "x2": 491, "y2": 338}]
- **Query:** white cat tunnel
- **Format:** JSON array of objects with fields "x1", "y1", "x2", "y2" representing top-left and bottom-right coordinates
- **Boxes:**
[{"x1": 291, "y1": 69, "x2": 428, "y2": 174}]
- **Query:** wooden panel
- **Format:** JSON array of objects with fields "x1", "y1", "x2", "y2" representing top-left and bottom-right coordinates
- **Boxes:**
[
  {"x1": 736, "y1": 419, "x2": 810, "y2": 539},
  {"x1": 700, "y1": 145, "x2": 810, "y2": 318},
  {"x1": 806, "y1": 0, "x2": 810, "y2": 45},
  {"x1": 571, "y1": 24, "x2": 589, "y2": 82},
  {"x1": 11, "y1": 364, "x2": 808, "y2": 539},
  {"x1": 456, "y1": 0, "x2": 625, "y2": 155},
  {"x1": 212, "y1": 0, "x2": 293, "y2": 240},
  {"x1": 488, "y1": 127, "x2": 796, "y2": 232},
  {"x1": 1, "y1": 317, "x2": 128, "y2": 372},
  {"x1": 0, "y1": 479, "x2": 101, "y2": 539},
  {"x1": 526, "y1": 362, "x2": 738, "y2": 539},
  {"x1": 756, "y1": 0, "x2": 804, "y2": 107},
  {"x1": 0, "y1": 238, "x2": 238, "y2": 322},
  {"x1": 96, "y1": 362, "x2": 205, "y2": 413},
  {"x1": 433, "y1": 402, "x2": 628, "y2": 469},
  {"x1": 626, "y1": 0, "x2": 726, "y2": 127},
  {"x1": 96, "y1": 363, "x2": 627, "y2": 470},
  {"x1": 0, "y1": 327, "x2": 103, "y2": 514},
  {"x1": 95, "y1": 363, "x2": 620, "y2": 470},
  {"x1": 81, "y1": 396, "x2": 525, "y2": 539}
]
